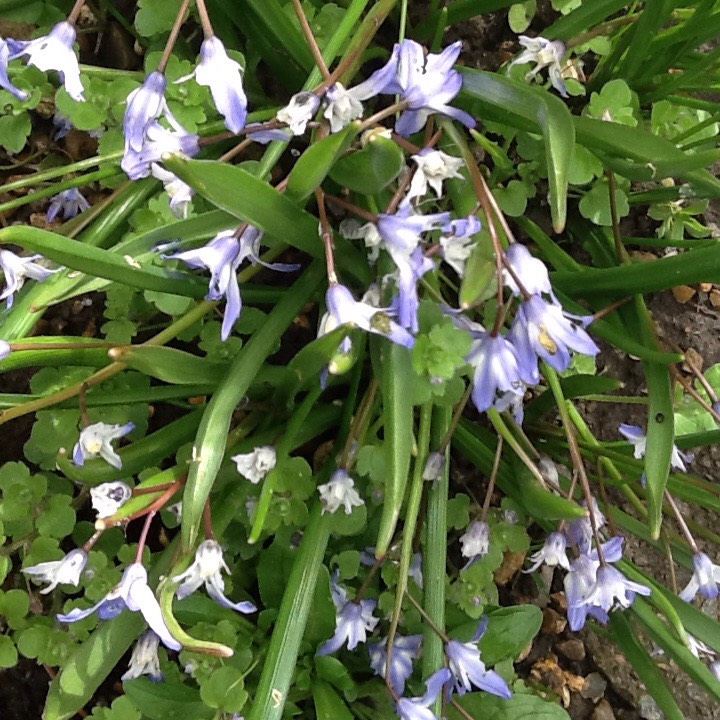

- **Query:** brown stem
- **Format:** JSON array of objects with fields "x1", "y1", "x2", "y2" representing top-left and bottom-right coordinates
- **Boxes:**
[
  {"x1": 315, "y1": 188, "x2": 338, "y2": 284},
  {"x1": 358, "y1": 100, "x2": 410, "y2": 131},
  {"x1": 353, "y1": 555, "x2": 385, "y2": 601},
  {"x1": 591, "y1": 296, "x2": 631, "y2": 322},
  {"x1": 606, "y1": 171, "x2": 628, "y2": 264},
  {"x1": 134, "y1": 510, "x2": 156, "y2": 563},
  {"x1": 78, "y1": 382, "x2": 90, "y2": 427},
  {"x1": 664, "y1": 489, "x2": 699, "y2": 553},
  {"x1": 291, "y1": 0, "x2": 332, "y2": 82},
  {"x1": 670, "y1": 365, "x2": 720, "y2": 424},
  {"x1": 325, "y1": 194, "x2": 378, "y2": 222},
  {"x1": 157, "y1": 0, "x2": 192, "y2": 73},
  {"x1": 219, "y1": 138, "x2": 253, "y2": 163},
  {"x1": 194, "y1": 0, "x2": 215, "y2": 38},
  {"x1": 66, "y1": 0, "x2": 87, "y2": 25},
  {"x1": 404, "y1": 590, "x2": 450, "y2": 643},
  {"x1": 202, "y1": 500, "x2": 214, "y2": 540},
  {"x1": 480, "y1": 437, "x2": 503, "y2": 522}
]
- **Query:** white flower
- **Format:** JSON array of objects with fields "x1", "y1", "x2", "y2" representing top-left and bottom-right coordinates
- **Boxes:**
[
  {"x1": 232, "y1": 445, "x2": 277, "y2": 483},
  {"x1": 508, "y1": 35, "x2": 568, "y2": 98},
  {"x1": 276, "y1": 91, "x2": 320, "y2": 135},
  {"x1": 318, "y1": 469, "x2": 364, "y2": 514},
  {"x1": 72, "y1": 421, "x2": 135, "y2": 469},
  {"x1": 460, "y1": 520, "x2": 490, "y2": 561},
  {"x1": 339, "y1": 219, "x2": 382, "y2": 264},
  {"x1": 90, "y1": 482, "x2": 132, "y2": 519},
  {"x1": 121, "y1": 630, "x2": 162, "y2": 682},
  {"x1": 439, "y1": 232, "x2": 475, "y2": 277},
  {"x1": 523, "y1": 532, "x2": 570, "y2": 573},
  {"x1": 22, "y1": 549, "x2": 87, "y2": 594},
  {"x1": 408, "y1": 149, "x2": 463, "y2": 199},
  {"x1": 172, "y1": 539, "x2": 256, "y2": 614},
  {"x1": 323, "y1": 83, "x2": 364, "y2": 133},
  {"x1": 151, "y1": 163, "x2": 194, "y2": 219},
  {"x1": 618, "y1": 423, "x2": 693, "y2": 472}
]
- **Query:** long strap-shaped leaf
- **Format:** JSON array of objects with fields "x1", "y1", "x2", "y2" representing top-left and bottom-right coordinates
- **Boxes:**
[{"x1": 180, "y1": 261, "x2": 325, "y2": 552}]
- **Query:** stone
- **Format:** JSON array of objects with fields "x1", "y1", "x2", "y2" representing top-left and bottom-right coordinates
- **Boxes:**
[
  {"x1": 592, "y1": 699, "x2": 616, "y2": 720},
  {"x1": 638, "y1": 694, "x2": 664, "y2": 720},
  {"x1": 581, "y1": 672, "x2": 608, "y2": 702},
  {"x1": 557, "y1": 638, "x2": 586, "y2": 662},
  {"x1": 541, "y1": 607, "x2": 567, "y2": 634}
]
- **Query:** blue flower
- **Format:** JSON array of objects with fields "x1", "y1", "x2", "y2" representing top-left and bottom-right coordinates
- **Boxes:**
[
  {"x1": 511, "y1": 294, "x2": 599, "y2": 375},
  {"x1": 564, "y1": 554, "x2": 608, "y2": 631},
  {"x1": 22, "y1": 549, "x2": 87, "y2": 594},
  {"x1": 459, "y1": 520, "x2": 490, "y2": 566},
  {"x1": 9, "y1": 22, "x2": 84, "y2": 100},
  {"x1": 395, "y1": 668, "x2": 451, "y2": 720},
  {"x1": 618, "y1": 423, "x2": 693, "y2": 472},
  {"x1": 679, "y1": 552, "x2": 720, "y2": 602},
  {"x1": 72, "y1": 421, "x2": 134, "y2": 469},
  {"x1": 121, "y1": 116, "x2": 200, "y2": 180},
  {"x1": 508, "y1": 36, "x2": 568, "y2": 98},
  {"x1": 0, "y1": 40, "x2": 27, "y2": 100},
  {"x1": 393, "y1": 248, "x2": 434, "y2": 332},
  {"x1": 123, "y1": 71, "x2": 168, "y2": 153},
  {"x1": 46, "y1": 188, "x2": 90, "y2": 222},
  {"x1": 317, "y1": 596, "x2": 378, "y2": 655},
  {"x1": 167, "y1": 227, "x2": 298, "y2": 341},
  {"x1": 90, "y1": 481, "x2": 132, "y2": 519},
  {"x1": 0, "y1": 249, "x2": 57, "y2": 308},
  {"x1": 173, "y1": 540, "x2": 257, "y2": 614},
  {"x1": 566, "y1": 497, "x2": 607, "y2": 554},
  {"x1": 245, "y1": 123, "x2": 294, "y2": 144},
  {"x1": 503, "y1": 243, "x2": 555, "y2": 299},
  {"x1": 368, "y1": 634, "x2": 422, "y2": 694},
  {"x1": 57, "y1": 563, "x2": 181, "y2": 651},
  {"x1": 318, "y1": 469, "x2": 364, "y2": 514},
  {"x1": 122, "y1": 630, "x2": 163, "y2": 683},
  {"x1": 321, "y1": 283, "x2": 415, "y2": 349},
  {"x1": 151, "y1": 164, "x2": 194, "y2": 219},
  {"x1": 585, "y1": 564, "x2": 651, "y2": 611},
  {"x1": 377, "y1": 202, "x2": 450, "y2": 264},
  {"x1": 445, "y1": 618, "x2": 512, "y2": 698},
  {"x1": 182, "y1": 37, "x2": 247, "y2": 133},
  {"x1": 372, "y1": 40, "x2": 475, "y2": 135}
]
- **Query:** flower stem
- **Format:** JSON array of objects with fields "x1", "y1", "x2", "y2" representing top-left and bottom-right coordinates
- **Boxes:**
[
  {"x1": 157, "y1": 0, "x2": 192, "y2": 73},
  {"x1": 291, "y1": 0, "x2": 332, "y2": 83},
  {"x1": 315, "y1": 188, "x2": 338, "y2": 284},
  {"x1": 194, "y1": 0, "x2": 214, "y2": 38},
  {"x1": 479, "y1": 437, "x2": 503, "y2": 522},
  {"x1": 135, "y1": 510, "x2": 156, "y2": 563},
  {"x1": 404, "y1": 590, "x2": 449, "y2": 643},
  {"x1": 358, "y1": 100, "x2": 410, "y2": 131},
  {"x1": 67, "y1": 0, "x2": 87, "y2": 25},
  {"x1": 664, "y1": 490, "x2": 699, "y2": 553}
]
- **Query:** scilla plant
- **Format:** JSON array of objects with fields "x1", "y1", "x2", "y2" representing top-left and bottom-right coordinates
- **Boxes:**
[{"x1": 1, "y1": 1, "x2": 720, "y2": 719}]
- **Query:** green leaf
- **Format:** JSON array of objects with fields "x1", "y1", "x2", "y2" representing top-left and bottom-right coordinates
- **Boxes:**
[
  {"x1": 375, "y1": 342, "x2": 415, "y2": 558},
  {"x1": 312, "y1": 681, "x2": 353, "y2": 720},
  {"x1": 286, "y1": 124, "x2": 358, "y2": 203},
  {"x1": 477, "y1": 605, "x2": 542, "y2": 665},
  {"x1": 124, "y1": 678, "x2": 214, "y2": 720},
  {"x1": 328, "y1": 136, "x2": 406, "y2": 195},
  {"x1": 181, "y1": 263, "x2": 324, "y2": 551},
  {"x1": 117, "y1": 346, "x2": 228, "y2": 385},
  {"x1": 579, "y1": 178, "x2": 629, "y2": 226},
  {"x1": 199, "y1": 667, "x2": 247, "y2": 713},
  {"x1": 135, "y1": 0, "x2": 185, "y2": 37},
  {"x1": 545, "y1": 0, "x2": 629, "y2": 40},
  {"x1": 0, "y1": 634, "x2": 18, "y2": 668},
  {"x1": 586, "y1": 79, "x2": 637, "y2": 126},
  {"x1": 0, "y1": 112, "x2": 31, "y2": 153},
  {"x1": 508, "y1": 1, "x2": 536, "y2": 33},
  {"x1": 161, "y1": 156, "x2": 370, "y2": 283},
  {"x1": 459, "y1": 69, "x2": 575, "y2": 232},
  {"x1": 450, "y1": 692, "x2": 570, "y2": 719}
]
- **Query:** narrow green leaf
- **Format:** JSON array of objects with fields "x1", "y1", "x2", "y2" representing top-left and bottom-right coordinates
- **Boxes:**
[
  {"x1": 0, "y1": 226, "x2": 207, "y2": 299},
  {"x1": 328, "y1": 135, "x2": 405, "y2": 194},
  {"x1": 116, "y1": 346, "x2": 228, "y2": 385},
  {"x1": 161, "y1": 156, "x2": 370, "y2": 282},
  {"x1": 312, "y1": 681, "x2": 353, "y2": 720},
  {"x1": 545, "y1": 0, "x2": 631, "y2": 40},
  {"x1": 286, "y1": 124, "x2": 358, "y2": 203},
  {"x1": 459, "y1": 69, "x2": 574, "y2": 232},
  {"x1": 181, "y1": 262, "x2": 325, "y2": 552},
  {"x1": 375, "y1": 341, "x2": 414, "y2": 558},
  {"x1": 450, "y1": 691, "x2": 570, "y2": 720}
]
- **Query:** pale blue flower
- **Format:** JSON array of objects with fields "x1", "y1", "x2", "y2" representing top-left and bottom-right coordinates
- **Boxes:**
[
  {"x1": 151, "y1": 164, "x2": 194, "y2": 219},
  {"x1": 323, "y1": 83, "x2": 365, "y2": 133},
  {"x1": 369, "y1": 634, "x2": 422, "y2": 695},
  {"x1": 173, "y1": 540, "x2": 257, "y2": 614},
  {"x1": 618, "y1": 423, "x2": 693, "y2": 472},
  {"x1": 524, "y1": 531, "x2": 570, "y2": 573},
  {"x1": 564, "y1": 554, "x2": 607, "y2": 631},
  {"x1": 245, "y1": 123, "x2": 293, "y2": 144},
  {"x1": 22, "y1": 549, "x2": 87, "y2": 594},
  {"x1": 46, "y1": 188, "x2": 90, "y2": 222},
  {"x1": 57, "y1": 563, "x2": 181, "y2": 650},
  {"x1": 0, "y1": 249, "x2": 57, "y2": 308},
  {"x1": 52, "y1": 112, "x2": 72, "y2": 139},
  {"x1": 167, "y1": 227, "x2": 297, "y2": 340},
  {"x1": 508, "y1": 36, "x2": 568, "y2": 98},
  {"x1": 90, "y1": 482, "x2": 132, "y2": 519},
  {"x1": 182, "y1": 37, "x2": 247, "y2": 133},
  {"x1": 9, "y1": 22, "x2": 84, "y2": 100},
  {"x1": 511, "y1": 294, "x2": 599, "y2": 374},
  {"x1": 321, "y1": 283, "x2": 414, "y2": 348},
  {"x1": 393, "y1": 248, "x2": 434, "y2": 332},
  {"x1": 122, "y1": 630, "x2": 163, "y2": 682},
  {"x1": 121, "y1": 115, "x2": 199, "y2": 180},
  {"x1": 0, "y1": 40, "x2": 27, "y2": 100},
  {"x1": 232, "y1": 445, "x2": 277, "y2": 484},
  {"x1": 566, "y1": 497, "x2": 607, "y2": 554},
  {"x1": 318, "y1": 469, "x2": 364, "y2": 514},
  {"x1": 460, "y1": 520, "x2": 490, "y2": 565},
  {"x1": 72, "y1": 421, "x2": 134, "y2": 469},
  {"x1": 0, "y1": 340, "x2": 10, "y2": 359},
  {"x1": 585, "y1": 564, "x2": 651, "y2": 611},
  {"x1": 123, "y1": 71, "x2": 168, "y2": 152},
  {"x1": 679, "y1": 552, "x2": 720, "y2": 602},
  {"x1": 466, "y1": 332, "x2": 525, "y2": 415},
  {"x1": 372, "y1": 39, "x2": 475, "y2": 135},
  {"x1": 317, "y1": 576, "x2": 378, "y2": 655},
  {"x1": 395, "y1": 668, "x2": 451, "y2": 720},
  {"x1": 445, "y1": 618, "x2": 512, "y2": 698},
  {"x1": 377, "y1": 202, "x2": 450, "y2": 264},
  {"x1": 503, "y1": 243, "x2": 555, "y2": 299},
  {"x1": 408, "y1": 149, "x2": 464, "y2": 199},
  {"x1": 439, "y1": 216, "x2": 480, "y2": 277}
]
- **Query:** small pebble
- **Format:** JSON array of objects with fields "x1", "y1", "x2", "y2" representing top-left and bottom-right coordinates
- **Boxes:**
[
  {"x1": 638, "y1": 694, "x2": 664, "y2": 720},
  {"x1": 581, "y1": 672, "x2": 607, "y2": 702},
  {"x1": 557, "y1": 638, "x2": 586, "y2": 662},
  {"x1": 541, "y1": 607, "x2": 567, "y2": 634},
  {"x1": 592, "y1": 699, "x2": 616, "y2": 720}
]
